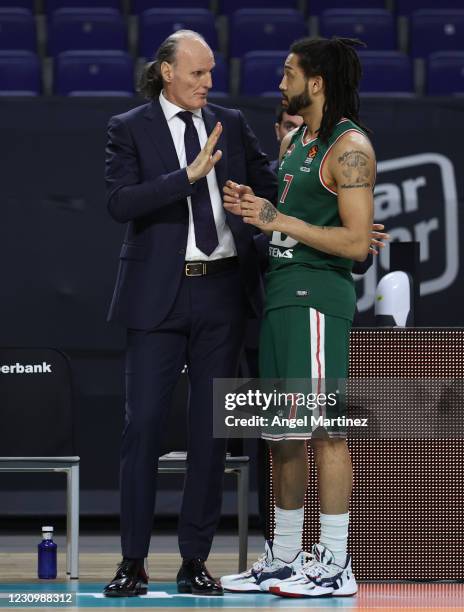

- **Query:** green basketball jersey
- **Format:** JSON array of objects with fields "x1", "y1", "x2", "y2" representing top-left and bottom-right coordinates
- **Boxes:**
[{"x1": 265, "y1": 118, "x2": 366, "y2": 321}]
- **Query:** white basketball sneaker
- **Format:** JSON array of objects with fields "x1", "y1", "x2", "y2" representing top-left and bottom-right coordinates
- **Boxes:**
[
  {"x1": 270, "y1": 543, "x2": 358, "y2": 598},
  {"x1": 220, "y1": 540, "x2": 309, "y2": 593}
]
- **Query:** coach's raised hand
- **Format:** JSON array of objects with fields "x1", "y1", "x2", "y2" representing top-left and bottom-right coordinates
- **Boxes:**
[
  {"x1": 186, "y1": 122, "x2": 223, "y2": 183},
  {"x1": 223, "y1": 180, "x2": 254, "y2": 215}
]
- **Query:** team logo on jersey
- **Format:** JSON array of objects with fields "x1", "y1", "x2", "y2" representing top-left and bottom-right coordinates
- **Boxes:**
[
  {"x1": 269, "y1": 231, "x2": 298, "y2": 258},
  {"x1": 269, "y1": 246, "x2": 294, "y2": 258},
  {"x1": 300, "y1": 145, "x2": 319, "y2": 173}
]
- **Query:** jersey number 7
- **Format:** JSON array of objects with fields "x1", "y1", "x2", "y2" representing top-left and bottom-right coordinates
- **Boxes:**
[{"x1": 279, "y1": 173, "x2": 294, "y2": 204}]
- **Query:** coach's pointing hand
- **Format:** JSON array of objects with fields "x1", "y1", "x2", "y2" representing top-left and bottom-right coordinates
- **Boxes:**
[{"x1": 186, "y1": 122, "x2": 223, "y2": 183}]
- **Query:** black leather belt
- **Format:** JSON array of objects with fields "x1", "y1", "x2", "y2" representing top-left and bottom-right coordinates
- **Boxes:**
[{"x1": 184, "y1": 257, "x2": 238, "y2": 277}]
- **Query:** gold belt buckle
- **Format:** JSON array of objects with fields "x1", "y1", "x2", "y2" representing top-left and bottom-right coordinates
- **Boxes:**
[{"x1": 185, "y1": 262, "x2": 207, "y2": 276}]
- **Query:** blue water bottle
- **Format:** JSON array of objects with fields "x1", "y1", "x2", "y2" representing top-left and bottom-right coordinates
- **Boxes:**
[{"x1": 38, "y1": 526, "x2": 57, "y2": 579}]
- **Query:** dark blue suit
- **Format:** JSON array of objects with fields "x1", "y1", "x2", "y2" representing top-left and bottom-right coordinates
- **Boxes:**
[{"x1": 105, "y1": 98, "x2": 277, "y2": 560}]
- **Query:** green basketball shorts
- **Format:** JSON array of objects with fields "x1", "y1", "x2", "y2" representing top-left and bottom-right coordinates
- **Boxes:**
[{"x1": 259, "y1": 306, "x2": 351, "y2": 440}]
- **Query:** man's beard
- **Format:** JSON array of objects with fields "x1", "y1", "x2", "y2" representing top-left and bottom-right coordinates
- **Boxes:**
[{"x1": 286, "y1": 85, "x2": 312, "y2": 116}]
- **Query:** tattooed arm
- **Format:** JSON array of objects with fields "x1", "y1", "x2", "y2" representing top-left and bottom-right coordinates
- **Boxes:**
[
  {"x1": 324, "y1": 130, "x2": 375, "y2": 258},
  {"x1": 239, "y1": 131, "x2": 375, "y2": 261}
]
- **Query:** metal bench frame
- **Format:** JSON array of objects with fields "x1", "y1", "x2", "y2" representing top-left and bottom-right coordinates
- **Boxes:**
[{"x1": 0, "y1": 457, "x2": 80, "y2": 579}]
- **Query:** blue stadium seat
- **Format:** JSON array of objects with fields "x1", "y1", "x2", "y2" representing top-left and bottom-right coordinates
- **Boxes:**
[
  {"x1": 230, "y1": 10, "x2": 306, "y2": 58},
  {"x1": 427, "y1": 51, "x2": 464, "y2": 95},
  {"x1": 0, "y1": 8, "x2": 36, "y2": 51},
  {"x1": 219, "y1": 0, "x2": 299, "y2": 16},
  {"x1": 0, "y1": 50, "x2": 40, "y2": 94},
  {"x1": 54, "y1": 50, "x2": 133, "y2": 95},
  {"x1": 48, "y1": 8, "x2": 127, "y2": 56},
  {"x1": 358, "y1": 51, "x2": 413, "y2": 94},
  {"x1": 46, "y1": 0, "x2": 121, "y2": 11},
  {"x1": 396, "y1": 1, "x2": 463, "y2": 17},
  {"x1": 69, "y1": 90, "x2": 132, "y2": 96},
  {"x1": 320, "y1": 9, "x2": 396, "y2": 50},
  {"x1": 139, "y1": 9, "x2": 217, "y2": 58},
  {"x1": 411, "y1": 10, "x2": 464, "y2": 58},
  {"x1": 212, "y1": 51, "x2": 228, "y2": 93},
  {"x1": 133, "y1": 0, "x2": 210, "y2": 12},
  {"x1": 309, "y1": 0, "x2": 387, "y2": 16},
  {"x1": 240, "y1": 50, "x2": 286, "y2": 95},
  {"x1": 1, "y1": 0, "x2": 35, "y2": 9}
]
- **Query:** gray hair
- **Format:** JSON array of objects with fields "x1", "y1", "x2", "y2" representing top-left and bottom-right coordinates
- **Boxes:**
[{"x1": 138, "y1": 30, "x2": 208, "y2": 100}]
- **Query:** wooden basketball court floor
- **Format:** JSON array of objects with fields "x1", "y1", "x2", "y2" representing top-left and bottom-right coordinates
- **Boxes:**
[{"x1": 0, "y1": 551, "x2": 463, "y2": 610}]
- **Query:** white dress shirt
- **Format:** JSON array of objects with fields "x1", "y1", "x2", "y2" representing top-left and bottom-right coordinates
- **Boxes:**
[{"x1": 159, "y1": 91, "x2": 237, "y2": 261}]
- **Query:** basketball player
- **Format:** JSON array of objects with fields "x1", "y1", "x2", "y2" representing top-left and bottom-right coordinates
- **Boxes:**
[{"x1": 221, "y1": 37, "x2": 376, "y2": 598}]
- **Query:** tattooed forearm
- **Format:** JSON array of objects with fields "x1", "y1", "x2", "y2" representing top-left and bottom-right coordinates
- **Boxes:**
[
  {"x1": 338, "y1": 150, "x2": 370, "y2": 184},
  {"x1": 304, "y1": 223, "x2": 344, "y2": 255},
  {"x1": 305, "y1": 223, "x2": 334, "y2": 231},
  {"x1": 340, "y1": 182, "x2": 371, "y2": 189},
  {"x1": 259, "y1": 200, "x2": 278, "y2": 224}
]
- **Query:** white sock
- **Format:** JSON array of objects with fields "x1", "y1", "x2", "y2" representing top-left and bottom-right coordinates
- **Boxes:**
[
  {"x1": 319, "y1": 511, "x2": 349, "y2": 567},
  {"x1": 273, "y1": 506, "x2": 304, "y2": 563}
]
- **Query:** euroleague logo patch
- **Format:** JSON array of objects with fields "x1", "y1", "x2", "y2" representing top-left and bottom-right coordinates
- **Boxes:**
[{"x1": 300, "y1": 145, "x2": 319, "y2": 173}]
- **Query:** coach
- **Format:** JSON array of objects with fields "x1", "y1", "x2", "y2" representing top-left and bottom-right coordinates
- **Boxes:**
[{"x1": 103, "y1": 30, "x2": 277, "y2": 597}]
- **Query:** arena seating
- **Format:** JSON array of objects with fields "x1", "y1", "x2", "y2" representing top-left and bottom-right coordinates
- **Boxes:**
[
  {"x1": 0, "y1": 1, "x2": 463, "y2": 96},
  {"x1": 54, "y1": 49, "x2": 134, "y2": 95},
  {"x1": 410, "y1": 10, "x2": 464, "y2": 58},
  {"x1": 138, "y1": 8, "x2": 217, "y2": 58},
  {"x1": 358, "y1": 51, "x2": 414, "y2": 94},
  {"x1": 133, "y1": 0, "x2": 210, "y2": 11},
  {"x1": 240, "y1": 51, "x2": 287, "y2": 95},
  {"x1": 0, "y1": 49, "x2": 40, "y2": 95},
  {"x1": 426, "y1": 51, "x2": 464, "y2": 95},
  {"x1": 46, "y1": 0, "x2": 121, "y2": 10},
  {"x1": 229, "y1": 9, "x2": 307, "y2": 58},
  {"x1": 47, "y1": 9, "x2": 127, "y2": 56},
  {"x1": 319, "y1": 9, "x2": 396, "y2": 50},
  {"x1": 396, "y1": 0, "x2": 463, "y2": 16},
  {"x1": 310, "y1": 0, "x2": 386, "y2": 15},
  {"x1": 0, "y1": 8, "x2": 36, "y2": 52}
]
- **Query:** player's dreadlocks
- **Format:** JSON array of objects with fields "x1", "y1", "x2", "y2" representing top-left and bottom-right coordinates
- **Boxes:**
[{"x1": 289, "y1": 37, "x2": 370, "y2": 143}]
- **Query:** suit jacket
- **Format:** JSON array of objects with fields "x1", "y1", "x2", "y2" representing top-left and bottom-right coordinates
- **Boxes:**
[{"x1": 105, "y1": 98, "x2": 277, "y2": 330}]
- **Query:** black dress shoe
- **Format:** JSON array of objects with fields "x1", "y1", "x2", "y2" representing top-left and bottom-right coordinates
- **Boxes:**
[
  {"x1": 103, "y1": 558, "x2": 149, "y2": 597},
  {"x1": 177, "y1": 558, "x2": 223, "y2": 596}
]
